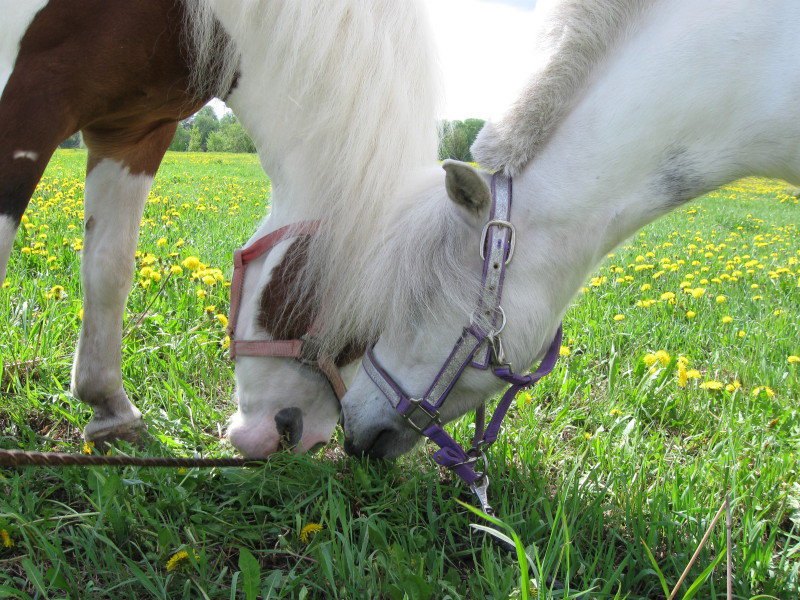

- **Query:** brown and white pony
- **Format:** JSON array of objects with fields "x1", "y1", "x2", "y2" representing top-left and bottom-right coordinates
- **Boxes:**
[{"x1": 0, "y1": 0, "x2": 439, "y2": 455}]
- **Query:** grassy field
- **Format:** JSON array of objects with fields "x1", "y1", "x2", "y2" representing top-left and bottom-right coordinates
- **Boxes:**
[{"x1": 1, "y1": 150, "x2": 798, "y2": 599}]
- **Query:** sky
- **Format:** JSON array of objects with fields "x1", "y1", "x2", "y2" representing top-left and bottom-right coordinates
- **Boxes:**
[{"x1": 209, "y1": 0, "x2": 539, "y2": 122}]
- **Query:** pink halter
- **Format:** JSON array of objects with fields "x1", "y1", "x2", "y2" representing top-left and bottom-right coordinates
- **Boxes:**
[{"x1": 227, "y1": 221, "x2": 347, "y2": 400}]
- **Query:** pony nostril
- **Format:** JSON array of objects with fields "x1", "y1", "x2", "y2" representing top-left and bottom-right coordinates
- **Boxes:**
[{"x1": 274, "y1": 407, "x2": 303, "y2": 450}]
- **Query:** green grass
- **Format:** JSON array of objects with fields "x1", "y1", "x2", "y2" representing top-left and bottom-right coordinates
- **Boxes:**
[{"x1": 1, "y1": 151, "x2": 799, "y2": 599}]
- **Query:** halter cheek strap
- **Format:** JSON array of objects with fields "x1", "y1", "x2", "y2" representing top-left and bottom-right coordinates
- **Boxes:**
[
  {"x1": 227, "y1": 221, "x2": 347, "y2": 401},
  {"x1": 362, "y1": 173, "x2": 563, "y2": 513}
]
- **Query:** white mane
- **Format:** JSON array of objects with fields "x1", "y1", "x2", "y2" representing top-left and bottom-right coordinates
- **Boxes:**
[
  {"x1": 472, "y1": 0, "x2": 657, "y2": 175},
  {"x1": 183, "y1": 0, "x2": 441, "y2": 354}
]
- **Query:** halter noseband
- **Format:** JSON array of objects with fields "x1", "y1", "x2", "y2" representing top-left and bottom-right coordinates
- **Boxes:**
[
  {"x1": 227, "y1": 221, "x2": 347, "y2": 401},
  {"x1": 362, "y1": 173, "x2": 563, "y2": 514}
]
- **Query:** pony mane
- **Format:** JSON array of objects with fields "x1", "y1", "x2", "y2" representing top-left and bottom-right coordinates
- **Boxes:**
[
  {"x1": 182, "y1": 0, "x2": 441, "y2": 354},
  {"x1": 472, "y1": 0, "x2": 657, "y2": 175}
]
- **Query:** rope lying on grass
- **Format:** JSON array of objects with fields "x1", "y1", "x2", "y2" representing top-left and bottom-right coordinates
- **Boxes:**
[{"x1": 0, "y1": 448, "x2": 264, "y2": 468}]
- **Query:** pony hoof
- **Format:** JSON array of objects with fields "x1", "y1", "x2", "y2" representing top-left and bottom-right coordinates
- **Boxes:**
[{"x1": 84, "y1": 415, "x2": 147, "y2": 448}]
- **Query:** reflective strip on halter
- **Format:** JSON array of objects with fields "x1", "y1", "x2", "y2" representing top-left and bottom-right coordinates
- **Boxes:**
[{"x1": 226, "y1": 220, "x2": 348, "y2": 401}]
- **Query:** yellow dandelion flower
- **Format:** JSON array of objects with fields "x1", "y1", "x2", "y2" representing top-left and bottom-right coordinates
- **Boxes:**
[
  {"x1": 677, "y1": 364, "x2": 688, "y2": 388},
  {"x1": 752, "y1": 295, "x2": 763, "y2": 301},
  {"x1": 165, "y1": 550, "x2": 197, "y2": 573},
  {"x1": 691, "y1": 288, "x2": 706, "y2": 298},
  {"x1": 202, "y1": 275, "x2": 216, "y2": 286},
  {"x1": 182, "y1": 256, "x2": 201, "y2": 270},
  {"x1": 583, "y1": 432, "x2": 593, "y2": 440},
  {"x1": 686, "y1": 369, "x2": 702, "y2": 379},
  {"x1": 737, "y1": 330, "x2": 746, "y2": 338},
  {"x1": 156, "y1": 237, "x2": 168, "y2": 247},
  {"x1": 654, "y1": 350, "x2": 670, "y2": 366},
  {"x1": 721, "y1": 316, "x2": 733, "y2": 324},
  {"x1": 613, "y1": 314, "x2": 625, "y2": 321},
  {"x1": 788, "y1": 355, "x2": 800, "y2": 364},
  {"x1": 196, "y1": 289, "x2": 207, "y2": 299},
  {"x1": 149, "y1": 271, "x2": 162, "y2": 282},
  {"x1": 222, "y1": 336, "x2": 231, "y2": 350},
  {"x1": 751, "y1": 386, "x2": 775, "y2": 398},
  {"x1": 715, "y1": 295, "x2": 726, "y2": 303},
  {"x1": 141, "y1": 253, "x2": 157, "y2": 266},
  {"x1": 677, "y1": 356, "x2": 690, "y2": 366},
  {"x1": 45, "y1": 285, "x2": 66, "y2": 300},
  {"x1": 609, "y1": 408, "x2": 623, "y2": 416},
  {"x1": 0, "y1": 529, "x2": 13, "y2": 548},
  {"x1": 300, "y1": 523, "x2": 323, "y2": 543},
  {"x1": 640, "y1": 283, "x2": 652, "y2": 291},
  {"x1": 204, "y1": 305, "x2": 217, "y2": 313},
  {"x1": 686, "y1": 310, "x2": 696, "y2": 318},
  {"x1": 700, "y1": 380, "x2": 724, "y2": 390},
  {"x1": 643, "y1": 353, "x2": 657, "y2": 367},
  {"x1": 559, "y1": 346, "x2": 571, "y2": 357},
  {"x1": 660, "y1": 292, "x2": 675, "y2": 301},
  {"x1": 170, "y1": 265, "x2": 183, "y2": 275},
  {"x1": 215, "y1": 314, "x2": 228, "y2": 328}
]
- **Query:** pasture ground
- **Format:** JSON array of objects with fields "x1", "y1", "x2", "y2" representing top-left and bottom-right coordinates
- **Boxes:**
[{"x1": 1, "y1": 150, "x2": 798, "y2": 599}]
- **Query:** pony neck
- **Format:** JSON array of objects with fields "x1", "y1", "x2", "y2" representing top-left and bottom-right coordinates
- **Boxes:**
[{"x1": 504, "y1": 0, "x2": 800, "y2": 363}]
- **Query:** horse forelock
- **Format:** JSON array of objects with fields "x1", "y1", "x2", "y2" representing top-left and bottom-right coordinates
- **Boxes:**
[
  {"x1": 472, "y1": 0, "x2": 658, "y2": 176},
  {"x1": 183, "y1": 1, "x2": 441, "y2": 355}
]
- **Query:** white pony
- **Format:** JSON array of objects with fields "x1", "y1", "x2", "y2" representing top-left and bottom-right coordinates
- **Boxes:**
[
  {"x1": 0, "y1": 0, "x2": 438, "y2": 456},
  {"x1": 338, "y1": 0, "x2": 800, "y2": 457}
]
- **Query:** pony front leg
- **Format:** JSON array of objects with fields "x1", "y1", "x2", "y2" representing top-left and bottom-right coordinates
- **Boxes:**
[{"x1": 72, "y1": 156, "x2": 155, "y2": 444}]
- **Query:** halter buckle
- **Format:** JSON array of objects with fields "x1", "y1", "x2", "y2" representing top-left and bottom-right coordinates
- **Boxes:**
[
  {"x1": 297, "y1": 333, "x2": 321, "y2": 366},
  {"x1": 469, "y1": 474, "x2": 493, "y2": 516},
  {"x1": 401, "y1": 397, "x2": 441, "y2": 433},
  {"x1": 480, "y1": 219, "x2": 516, "y2": 264}
]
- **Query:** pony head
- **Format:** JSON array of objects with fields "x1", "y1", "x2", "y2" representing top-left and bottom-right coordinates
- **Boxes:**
[{"x1": 226, "y1": 229, "x2": 362, "y2": 457}]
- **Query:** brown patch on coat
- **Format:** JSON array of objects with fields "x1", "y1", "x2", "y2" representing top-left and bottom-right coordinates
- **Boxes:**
[
  {"x1": 258, "y1": 237, "x2": 365, "y2": 367},
  {"x1": 1, "y1": 0, "x2": 213, "y2": 183}
]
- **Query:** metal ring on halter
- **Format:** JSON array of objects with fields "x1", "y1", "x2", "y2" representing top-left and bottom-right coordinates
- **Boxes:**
[
  {"x1": 470, "y1": 305, "x2": 507, "y2": 336},
  {"x1": 479, "y1": 219, "x2": 516, "y2": 264}
]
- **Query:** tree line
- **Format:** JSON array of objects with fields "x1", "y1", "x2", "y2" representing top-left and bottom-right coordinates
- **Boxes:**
[{"x1": 59, "y1": 107, "x2": 485, "y2": 160}]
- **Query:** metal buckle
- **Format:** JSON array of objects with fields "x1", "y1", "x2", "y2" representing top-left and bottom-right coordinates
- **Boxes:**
[
  {"x1": 480, "y1": 219, "x2": 516, "y2": 264},
  {"x1": 401, "y1": 397, "x2": 441, "y2": 433},
  {"x1": 297, "y1": 334, "x2": 320, "y2": 366},
  {"x1": 469, "y1": 473, "x2": 493, "y2": 515}
]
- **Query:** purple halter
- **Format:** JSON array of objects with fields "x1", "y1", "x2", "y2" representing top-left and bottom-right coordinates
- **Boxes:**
[{"x1": 362, "y1": 172, "x2": 563, "y2": 513}]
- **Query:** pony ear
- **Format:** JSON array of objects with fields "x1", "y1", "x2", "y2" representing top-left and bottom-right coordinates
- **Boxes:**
[{"x1": 442, "y1": 160, "x2": 490, "y2": 218}]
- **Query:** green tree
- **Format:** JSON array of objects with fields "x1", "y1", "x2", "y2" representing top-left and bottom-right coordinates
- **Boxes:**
[
  {"x1": 206, "y1": 113, "x2": 256, "y2": 153},
  {"x1": 59, "y1": 132, "x2": 82, "y2": 149},
  {"x1": 168, "y1": 122, "x2": 191, "y2": 151},
  {"x1": 438, "y1": 118, "x2": 486, "y2": 162},
  {"x1": 187, "y1": 105, "x2": 219, "y2": 152}
]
